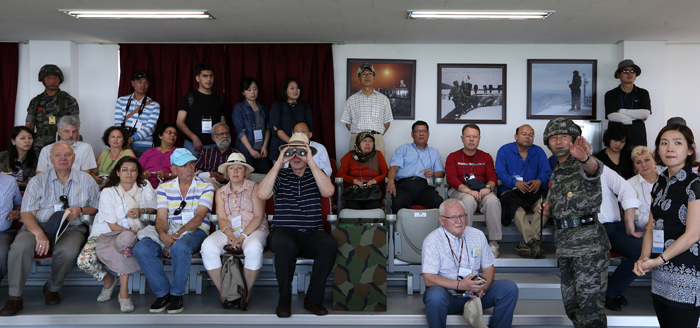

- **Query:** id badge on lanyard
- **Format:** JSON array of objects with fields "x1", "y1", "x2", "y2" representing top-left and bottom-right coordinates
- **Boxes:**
[
  {"x1": 202, "y1": 118, "x2": 212, "y2": 134},
  {"x1": 652, "y1": 228, "x2": 664, "y2": 254},
  {"x1": 254, "y1": 129, "x2": 263, "y2": 143}
]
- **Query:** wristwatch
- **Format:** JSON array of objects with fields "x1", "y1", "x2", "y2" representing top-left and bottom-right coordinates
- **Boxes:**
[
  {"x1": 241, "y1": 232, "x2": 250, "y2": 238},
  {"x1": 486, "y1": 185, "x2": 492, "y2": 190}
]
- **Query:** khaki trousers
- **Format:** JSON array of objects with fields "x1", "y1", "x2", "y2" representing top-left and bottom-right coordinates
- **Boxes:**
[
  {"x1": 448, "y1": 188, "x2": 502, "y2": 240},
  {"x1": 513, "y1": 199, "x2": 543, "y2": 243}
]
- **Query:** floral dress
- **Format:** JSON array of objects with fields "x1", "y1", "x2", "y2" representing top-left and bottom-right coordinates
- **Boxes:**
[{"x1": 650, "y1": 165, "x2": 700, "y2": 308}]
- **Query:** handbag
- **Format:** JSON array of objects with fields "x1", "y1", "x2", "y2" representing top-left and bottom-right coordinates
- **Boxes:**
[
  {"x1": 465, "y1": 178, "x2": 486, "y2": 191},
  {"x1": 342, "y1": 185, "x2": 382, "y2": 202}
]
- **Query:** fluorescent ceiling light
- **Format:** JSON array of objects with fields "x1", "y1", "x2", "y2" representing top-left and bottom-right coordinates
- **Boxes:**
[
  {"x1": 61, "y1": 10, "x2": 214, "y2": 19},
  {"x1": 407, "y1": 10, "x2": 554, "y2": 20}
]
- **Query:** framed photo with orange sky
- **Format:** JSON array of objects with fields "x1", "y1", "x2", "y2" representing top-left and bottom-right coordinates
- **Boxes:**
[{"x1": 347, "y1": 59, "x2": 416, "y2": 120}]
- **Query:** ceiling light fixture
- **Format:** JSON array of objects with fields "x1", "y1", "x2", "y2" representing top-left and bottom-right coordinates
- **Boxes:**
[
  {"x1": 61, "y1": 10, "x2": 214, "y2": 19},
  {"x1": 407, "y1": 10, "x2": 554, "y2": 20}
]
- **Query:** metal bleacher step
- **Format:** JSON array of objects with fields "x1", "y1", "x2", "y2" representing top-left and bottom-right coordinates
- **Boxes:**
[{"x1": 496, "y1": 273, "x2": 562, "y2": 299}]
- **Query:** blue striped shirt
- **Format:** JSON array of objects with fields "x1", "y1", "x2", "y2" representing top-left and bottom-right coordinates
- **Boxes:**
[
  {"x1": 156, "y1": 177, "x2": 214, "y2": 232},
  {"x1": 114, "y1": 93, "x2": 161, "y2": 148},
  {"x1": 21, "y1": 169, "x2": 100, "y2": 224},
  {"x1": 272, "y1": 167, "x2": 323, "y2": 231},
  {"x1": 0, "y1": 174, "x2": 21, "y2": 231}
]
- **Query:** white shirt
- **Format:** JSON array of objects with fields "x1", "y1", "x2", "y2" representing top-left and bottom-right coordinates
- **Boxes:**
[
  {"x1": 422, "y1": 226, "x2": 495, "y2": 292},
  {"x1": 36, "y1": 141, "x2": 97, "y2": 173},
  {"x1": 283, "y1": 141, "x2": 332, "y2": 178},
  {"x1": 598, "y1": 166, "x2": 640, "y2": 224},
  {"x1": 341, "y1": 90, "x2": 393, "y2": 134},
  {"x1": 627, "y1": 174, "x2": 657, "y2": 230},
  {"x1": 89, "y1": 183, "x2": 157, "y2": 239}
]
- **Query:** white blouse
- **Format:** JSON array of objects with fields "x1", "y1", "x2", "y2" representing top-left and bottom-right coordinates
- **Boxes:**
[{"x1": 89, "y1": 183, "x2": 157, "y2": 239}]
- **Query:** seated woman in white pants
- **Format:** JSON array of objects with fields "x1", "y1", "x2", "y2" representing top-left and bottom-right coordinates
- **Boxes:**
[{"x1": 201, "y1": 153, "x2": 269, "y2": 307}]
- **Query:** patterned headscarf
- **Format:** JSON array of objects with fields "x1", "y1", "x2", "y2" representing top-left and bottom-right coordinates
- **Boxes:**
[{"x1": 350, "y1": 131, "x2": 378, "y2": 169}]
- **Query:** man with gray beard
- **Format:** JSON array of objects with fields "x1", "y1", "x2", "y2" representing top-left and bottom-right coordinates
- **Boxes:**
[{"x1": 195, "y1": 123, "x2": 240, "y2": 185}]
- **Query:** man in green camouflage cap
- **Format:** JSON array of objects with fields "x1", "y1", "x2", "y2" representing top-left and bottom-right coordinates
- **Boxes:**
[
  {"x1": 539, "y1": 117, "x2": 610, "y2": 328},
  {"x1": 25, "y1": 64, "x2": 80, "y2": 154}
]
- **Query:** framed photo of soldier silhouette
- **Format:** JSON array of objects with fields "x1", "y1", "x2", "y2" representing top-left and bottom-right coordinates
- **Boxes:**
[
  {"x1": 347, "y1": 59, "x2": 416, "y2": 120},
  {"x1": 527, "y1": 59, "x2": 597, "y2": 120},
  {"x1": 437, "y1": 64, "x2": 507, "y2": 124}
]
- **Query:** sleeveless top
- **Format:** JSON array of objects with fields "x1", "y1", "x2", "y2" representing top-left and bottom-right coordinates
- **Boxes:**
[{"x1": 218, "y1": 179, "x2": 269, "y2": 232}]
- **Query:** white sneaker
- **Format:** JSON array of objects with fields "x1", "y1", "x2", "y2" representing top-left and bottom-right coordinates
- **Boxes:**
[
  {"x1": 119, "y1": 296, "x2": 134, "y2": 313},
  {"x1": 489, "y1": 241, "x2": 500, "y2": 258}
]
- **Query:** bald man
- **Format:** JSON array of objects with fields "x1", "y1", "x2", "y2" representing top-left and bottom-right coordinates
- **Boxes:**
[
  {"x1": 495, "y1": 125, "x2": 552, "y2": 258},
  {"x1": 0, "y1": 142, "x2": 99, "y2": 316}
]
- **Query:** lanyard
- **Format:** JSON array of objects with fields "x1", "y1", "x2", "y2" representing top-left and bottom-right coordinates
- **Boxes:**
[
  {"x1": 225, "y1": 189, "x2": 244, "y2": 217},
  {"x1": 444, "y1": 232, "x2": 466, "y2": 272},
  {"x1": 413, "y1": 144, "x2": 431, "y2": 171},
  {"x1": 640, "y1": 181, "x2": 650, "y2": 206},
  {"x1": 51, "y1": 176, "x2": 72, "y2": 203},
  {"x1": 620, "y1": 91, "x2": 635, "y2": 110},
  {"x1": 461, "y1": 151, "x2": 476, "y2": 177},
  {"x1": 176, "y1": 182, "x2": 194, "y2": 214}
]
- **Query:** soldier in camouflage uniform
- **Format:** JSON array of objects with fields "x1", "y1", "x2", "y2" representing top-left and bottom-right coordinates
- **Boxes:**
[
  {"x1": 448, "y1": 81, "x2": 463, "y2": 110},
  {"x1": 25, "y1": 65, "x2": 80, "y2": 154},
  {"x1": 539, "y1": 118, "x2": 611, "y2": 328}
]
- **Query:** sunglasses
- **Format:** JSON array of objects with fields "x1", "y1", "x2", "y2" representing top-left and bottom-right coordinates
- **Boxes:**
[
  {"x1": 174, "y1": 200, "x2": 186, "y2": 215},
  {"x1": 59, "y1": 195, "x2": 69, "y2": 210},
  {"x1": 620, "y1": 69, "x2": 636, "y2": 74}
]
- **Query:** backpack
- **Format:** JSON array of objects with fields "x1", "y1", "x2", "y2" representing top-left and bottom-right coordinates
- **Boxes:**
[{"x1": 220, "y1": 256, "x2": 248, "y2": 310}]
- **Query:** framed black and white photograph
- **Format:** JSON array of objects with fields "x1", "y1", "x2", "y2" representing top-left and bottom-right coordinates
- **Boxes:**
[
  {"x1": 527, "y1": 59, "x2": 597, "y2": 119},
  {"x1": 347, "y1": 59, "x2": 416, "y2": 120},
  {"x1": 437, "y1": 64, "x2": 506, "y2": 124}
]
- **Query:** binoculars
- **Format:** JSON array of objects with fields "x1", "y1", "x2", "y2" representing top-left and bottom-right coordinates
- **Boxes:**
[{"x1": 284, "y1": 148, "x2": 306, "y2": 157}]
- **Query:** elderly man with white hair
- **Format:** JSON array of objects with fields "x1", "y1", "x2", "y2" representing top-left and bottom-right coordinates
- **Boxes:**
[
  {"x1": 195, "y1": 122, "x2": 240, "y2": 186},
  {"x1": 35, "y1": 115, "x2": 97, "y2": 179}
]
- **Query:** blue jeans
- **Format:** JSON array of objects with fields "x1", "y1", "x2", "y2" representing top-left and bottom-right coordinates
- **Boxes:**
[
  {"x1": 183, "y1": 140, "x2": 216, "y2": 159},
  {"x1": 131, "y1": 145, "x2": 151, "y2": 158},
  {"x1": 133, "y1": 229, "x2": 207, "y2": 297},
  {"x1": 423, "y1": 280, "x2": 518, "y2": 328},
  {"x1": 604, "y1": 221, "x2": 643, "y2": 298}
]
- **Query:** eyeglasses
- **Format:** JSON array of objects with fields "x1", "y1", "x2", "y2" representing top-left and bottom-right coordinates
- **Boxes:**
[
  {"x1": 359, "y1": 73, "x2": 374, "y2": 77},
  {"x1": 59, "y1": 195, "x2": 69, "y2": 210},
  {"x1": 621, "y1": 69, "x2": 636, "y2": 74},
  {"x1": 174, "y1": 200, "x2": 186, "y2": 215},
  {"x1": 413, "y1": 130, "x2": 429, "y2": 134},
  {"x1": 440, "y1": 214, "x2": 466, "y2": 220},
  {"x1": 119, "y1": 168, "x2": 138, "y2": 173}
]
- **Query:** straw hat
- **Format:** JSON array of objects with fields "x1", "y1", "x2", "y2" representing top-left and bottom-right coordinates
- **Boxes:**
[
  {"x1": 277, "y1": 132, "x2": 318, "y2": 156},
  {"x1": 218, "y1": 153, "x2": 254, "y2": 175}
]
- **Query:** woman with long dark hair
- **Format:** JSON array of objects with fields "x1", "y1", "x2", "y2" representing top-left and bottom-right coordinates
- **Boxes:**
[
  {"x1": 232, "y1": 77, "x2": 271, "y2": 173},
  {"x1": 634, "y1": 124, "x2": 700, "y2": 328},
  {"x1": 0, "y1": 126, "x2": 38, "y2": 191},
  {"x1": 77, "y1": 157, "x2": 156, "y2": 313},
  {"x1": 268, "y1": 77, "x2": 313, "y2": 160},
  {"x1": 595, "y1": 122, "x2": 635, "y2": 179}
]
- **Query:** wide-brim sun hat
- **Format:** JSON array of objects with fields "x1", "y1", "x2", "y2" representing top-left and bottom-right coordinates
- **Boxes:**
[
  {"x1": 614, "y1": 59, "x2": 642, "y2": 78},
  {"x1": 96, "y1": 231, "x2": 141, "y2": 275},
  {"x1": 277, "y1": 133, "x2": 318, "y2": 156},
  {"x1": 218, "y1": 152, "x2": 255, "y2": 175}
]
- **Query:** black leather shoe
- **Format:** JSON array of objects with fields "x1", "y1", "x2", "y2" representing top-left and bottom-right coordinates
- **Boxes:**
[
  {"x1": 149, "y1": 294, "x2": 170, "y2": 313},
  {"x1": 614, "y1": 295, "x2": 628, "y2": 307},
  {"x1": 275, "y1": 306, "x2": 291, "y2": 318},
  {"x1": 304, "y1": 300, "x2": 328, "y2": 316},
  {"x1": 605, "y1": 296, "x2": 622, "y2": 311},
  {"x1": 43, "y1": 284, "x2": 61, "y2": 305},
  {"x1": 0, "y1": 299, "x2": 23, "y2": 316}
]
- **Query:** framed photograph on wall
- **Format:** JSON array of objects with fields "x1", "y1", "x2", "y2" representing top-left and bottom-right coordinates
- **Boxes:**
[
  {"x1": 527, "y1": 59, "x2": 597, "y2": 119},
  {"x1": 347, "y1": 59, "x2": 416, "y2": 120},
  {"x1": 437, "y1": 64, "x2": 506, "y2": 124}
]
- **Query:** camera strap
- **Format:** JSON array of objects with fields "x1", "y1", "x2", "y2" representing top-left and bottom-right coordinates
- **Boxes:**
[{"x1": 121, "y1": 95, "x2": 153, "y2": 127}]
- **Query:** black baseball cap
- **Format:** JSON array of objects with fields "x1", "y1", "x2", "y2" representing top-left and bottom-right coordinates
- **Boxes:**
[{"x1": 132, "y1": 70, "x2": 150, "y2": 81}]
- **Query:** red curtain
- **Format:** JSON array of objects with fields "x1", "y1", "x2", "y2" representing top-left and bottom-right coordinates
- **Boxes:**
[
  {"x1": 117, "y1": 44, "x2": 336, "y2": 158},
  {"x1": 0, "y1": 43, "x2": 19, "y2": 152}
]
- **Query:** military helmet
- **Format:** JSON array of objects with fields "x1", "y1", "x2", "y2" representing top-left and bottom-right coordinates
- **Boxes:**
[
  {"x1": 543, "y1": 117, "x2": 581, "y2": 145},
  {"x1": 38, "y1": 64, "x2": 64, "y2": 84},
  {"x1": 453, "y1": 80, "x2": 459, "y2": 86}
]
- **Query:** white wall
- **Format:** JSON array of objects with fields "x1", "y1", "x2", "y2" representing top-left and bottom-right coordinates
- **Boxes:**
[{"x1": 664, "y1": 44, "x2": 700, "y2": 139}]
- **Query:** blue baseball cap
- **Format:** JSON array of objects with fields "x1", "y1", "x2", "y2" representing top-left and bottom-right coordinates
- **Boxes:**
[{"x1": 170, "y1": 148, "x2": 197, "y2": 166}]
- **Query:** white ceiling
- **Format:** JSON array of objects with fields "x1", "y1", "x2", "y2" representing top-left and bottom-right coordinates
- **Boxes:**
[{"x1": 2, "y1": 0, "x2": 700, "y2": 44}]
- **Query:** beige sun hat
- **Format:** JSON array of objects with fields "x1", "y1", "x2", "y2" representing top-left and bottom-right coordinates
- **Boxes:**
[
  {"x1": 277, "y1": 132, "x2": 318, "y2": 156},
  {"x1": 218, "y1": 153, "x2": 255, "y2": 175},
  {"x1": 463, "y1": 297, "x2": 488, "y2": 328}
]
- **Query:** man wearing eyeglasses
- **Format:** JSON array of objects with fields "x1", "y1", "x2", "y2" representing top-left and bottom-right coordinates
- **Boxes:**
[
  {"x1": 387, "y1": 120, "x2": 445, "y2": 214},
  {"x1": 604, "y1": 59, "x2": 651, "y2": 147},
  {"x1": 341, "y1": 63, "x2": 393, "y2": 154},
  {"x1": 495, "y1": 124, "x2": 551, "y2": 258},
  {"x1": 133, "y1": 148, "x2": 214, "y2": 314},
  {"x1": 1, "y1": 141, "x2": 99, "y2": 316},
  {"x1": 258, "y1": 133, "x2": 335, "y2": 318},
  {"x1": 195, "y1": 123, "x2": 240, "y2": 186},
  {"x1": 423, "y1": 199, "x2": 518, "y2": 328},
  {"x1": 445, "y1": 124, "x2": 501, "y2": 257}
]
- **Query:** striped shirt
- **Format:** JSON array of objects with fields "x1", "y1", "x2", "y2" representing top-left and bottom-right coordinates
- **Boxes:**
[
  {"x1": 195, "y1": 147, "x2": 240, "y2": 173},
  {"x1": 114, "y1": 93, "x2": 161, "y2": 148},
  {"x1": 21, "y1": 169, "x2": 100, "y2": 224},
  {"x1": 272, "y1": 167, "x2": 323, "y2": 231},
  {"x1": 341, "y1": 89, "x2": 393, "y2": 134},
  {"x1": 156, "y1": 176, "x2": 214, "y2": 232},
  {"x1": 0, "y1": 174, "x2": 21, "y2": 231}
]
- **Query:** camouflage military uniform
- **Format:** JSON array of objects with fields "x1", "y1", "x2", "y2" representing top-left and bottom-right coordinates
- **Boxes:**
[
  {"x1": 545, "y1": 118, "x2": 611, "y2": 328},
  {"x1": 448, "y1": 82, "x2": 463, "y2": 110},
  {"x1": 26, "y1": 90, "x2": 79, "y2": 153}
]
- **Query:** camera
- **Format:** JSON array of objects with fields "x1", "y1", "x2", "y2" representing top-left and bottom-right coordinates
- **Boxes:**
[
  {"x1": 121, "y1": 124, "x2": 137, "y2": 138},
  {"x1": 470, "y1": 274, "x2": 487, "y2": 285},
  {"x1": 284, "y1": 148, "x2": 306, "y2": 157}
]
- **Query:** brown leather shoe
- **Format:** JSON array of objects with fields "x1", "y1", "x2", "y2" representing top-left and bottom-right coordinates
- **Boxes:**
[
  {"x1": 275, "y1": 306, "x2": 291, "y2": 318},
  {"x1": 303, "y1": 300, "x2": 328, "y2": 316},
  {"x1": 0, "y1": 299, "x2": 23, "y2": 316},
  {"x1": 43, "y1": 284, "x2": 61, "y2": 305}
]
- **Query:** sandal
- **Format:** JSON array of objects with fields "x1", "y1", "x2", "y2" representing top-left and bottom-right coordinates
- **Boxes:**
[
  {"x1": 97, "y1": 279, "x2": 117, "y2": 302},
  {"x1": 119, "y1": 296, "x2": 134, "y2": 313}
]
